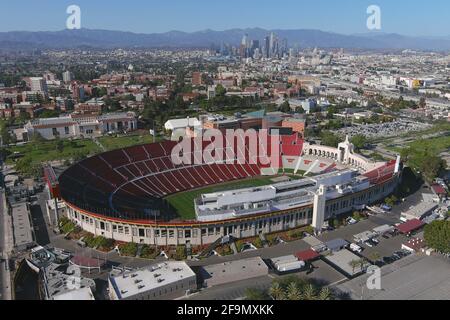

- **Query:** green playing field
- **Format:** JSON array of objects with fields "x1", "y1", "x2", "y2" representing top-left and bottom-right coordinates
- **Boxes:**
[{"x1": 164, "y1": 174, "x2": 303, "y2": 220}]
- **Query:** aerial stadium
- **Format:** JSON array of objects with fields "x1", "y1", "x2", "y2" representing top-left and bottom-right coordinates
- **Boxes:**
[{"x1": 48, "y1": 131, "x2": 402, "y2": 246}]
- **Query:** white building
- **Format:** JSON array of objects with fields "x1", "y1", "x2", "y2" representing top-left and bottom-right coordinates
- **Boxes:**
[
  {"x1": 288, "y1": 99, "x2": 316, "y2": 113},
  {"x1": 62, "y1": 71, "x2": 74, "y2": 83},
  {"x1": 207, "y1": 85, "x2": 217, "y2": 100},
  {"x1": 108, "y1": 261, "x2": 196, "y2": 300},
  {"x1": 30, "y1": 77, "x2": 48, "y2": 95},
  {"x1": 24, "y1": 112, "x2": 137, "y2": 140},
  {"x1": 165, "y1": 117, "x2": 202, "y2": 141}
]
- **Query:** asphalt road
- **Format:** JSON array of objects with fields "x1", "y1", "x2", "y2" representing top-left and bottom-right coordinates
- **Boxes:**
[{"x1": 34, "y1": 180, "x2": 425, "y2": 300}]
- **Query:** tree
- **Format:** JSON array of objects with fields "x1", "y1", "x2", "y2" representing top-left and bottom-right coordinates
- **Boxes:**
[
  {"x1": 327, "y1": 106, "x2": 337, "y2": 119},
  {"x1": 269, "y1": 282, "x2": 285, "y2": 300},
  {"x1": 421, "y1": 156, "x2": 446, "y2": 182},
  {"x1": 349, "y1": 259, "x2": 360, "y2": 274},
  {"x1": 320, "y1": 131, "x2": 340, "y2": 148},
  {"x1": 318, "y1": 287, "x2": 333, "y2": 301},
  {"x1": 297, "y1": 106, "x2": 306, "y2": 114},
  {"x1": 56, "y1": 138, "x2": 64, "y2": 153},
  {"x1": 351, "y1": 134, "x2": 367, "y2": 151},
  {"x1": 385, "y1": 195, "x2": 398, "y2": 207},
  {"x1": 369, "y1": 252, "x2": 381, "y2": 263},
  {"x1": 301, "y1": 284, "x2": 317, "y2": 301},
  {"x1": 286, "y1": 282, "x2": 302, "y2": 300},
  {"x1": 215, "y1": 84, "x2": 226, "y2": 97},
  {"x1": 245, "y1": 288, "x2": 269, "y2": 300},
  {"x1": 15, "y1": 157, "x2": 42, "y2": 178},
  {"x1": 419, "y1": 97, "x2": 427, "y2": 108},
  {"x1": 424, "y1": 221, "x2": 450, "y2": 254},
  {"x1": 0, "y1": 122, "x2": 11, "y2": 146},
  {"x1": 39, "y1": 109, "x2": 60, "y2": 119},
  {"x1": 279, "y1": 100, "x2": 291, "y2": 113},
  {"x1": 358, "y1": 258, "x2": 368, "y2": 272}
]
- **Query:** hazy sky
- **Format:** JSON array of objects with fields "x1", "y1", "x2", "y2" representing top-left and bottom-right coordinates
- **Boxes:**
[{"x1": 0, "y1": 0, "x2": 449, "y2": 36}]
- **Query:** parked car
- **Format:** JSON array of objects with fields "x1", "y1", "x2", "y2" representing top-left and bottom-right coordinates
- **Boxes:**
[
  {"x1": 374, "y1": 260, "x2": 386, "y2": 267},
  {"x1": 364, "y1": 241, "x2": 374, "y2": 248},
  {"x1": 383, "y1": 256, "x2": 395, "y2": 264}
]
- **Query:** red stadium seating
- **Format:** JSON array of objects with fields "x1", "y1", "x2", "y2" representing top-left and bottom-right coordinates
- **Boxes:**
[{"x1": 59, "y1": 134, "x2": 306, "y2": 219}]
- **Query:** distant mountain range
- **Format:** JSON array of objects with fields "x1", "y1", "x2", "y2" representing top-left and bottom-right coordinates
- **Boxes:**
[{"x1": 1, "y1": 28, "x2": 450, "y2": 51}]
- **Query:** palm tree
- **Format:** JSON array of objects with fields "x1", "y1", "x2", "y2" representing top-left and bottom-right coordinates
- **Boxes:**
[
  {"x1": 286, "y1": 282, "x2": 302, "y2": 300},
  {"x1": 302, "y1": 283, "x2": 318, "y2": 300},
  {"x1": 349, "y1": 259, "x2": 360, "y2": 274},
  {"x1": 317, "y1": 287, "x2": 333, "y2": 300},
  {"x1": 245, "y1": 288, "x2": 268, "y2": 300},
  {"x1": 369, "y1": 252, "x2": 381, "y2": 263},
  {"x1": 269, "y1": 282, "x2": 285, "y2": 301},
  {"x1": 359, "y1": 258, "x2": 368, "y2": 272}
]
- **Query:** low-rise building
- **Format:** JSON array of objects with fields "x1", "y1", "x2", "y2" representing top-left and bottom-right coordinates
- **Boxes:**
[
  {"x1": 11, "y1": 201, "x2": 35, "y2": 251},
  {"x1": 199, "y1": 257, "x2": 268, "y2": 288},
  {"x1": 108, "y1": 261, "x2": 196, "y2": 300},
  {"x1": 23, "y1": 112, "x2": 137, "y2": 140}
]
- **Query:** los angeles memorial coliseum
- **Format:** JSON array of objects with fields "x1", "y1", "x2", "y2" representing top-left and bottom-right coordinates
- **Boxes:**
[{"x1": 45, "y1": 131, "x2": 401, "y2": 246}]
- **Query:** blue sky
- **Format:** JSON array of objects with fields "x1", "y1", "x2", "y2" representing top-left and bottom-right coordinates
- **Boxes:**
[{"x1": 0, "y1": 0, "x2": 449, "y2": 36}]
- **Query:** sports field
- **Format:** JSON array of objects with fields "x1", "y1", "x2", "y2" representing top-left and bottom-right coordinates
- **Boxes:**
[{"x1": 165, "y1": 174, "x2": 302, "y2": 220}]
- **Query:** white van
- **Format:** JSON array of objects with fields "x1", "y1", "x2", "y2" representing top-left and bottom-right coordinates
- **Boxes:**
[{"x1": 350, "y1": 243, "x2": 363, "y2": 253}]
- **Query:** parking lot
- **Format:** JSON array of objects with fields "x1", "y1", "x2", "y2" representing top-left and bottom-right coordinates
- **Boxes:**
[
  {"x1": 335, "y1": 254, "x2": 450, "y2": 300},
  {"x1": 359, "y1": 233, "x2": 409, "y2": 261},
  {"x1": 337, "y1": 119, "x2": 432, "y2": 139}
]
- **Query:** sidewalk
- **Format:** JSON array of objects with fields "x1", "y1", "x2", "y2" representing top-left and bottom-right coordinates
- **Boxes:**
[{"x1": 1, "y1": 189, "x2": 13, "y2": 300}]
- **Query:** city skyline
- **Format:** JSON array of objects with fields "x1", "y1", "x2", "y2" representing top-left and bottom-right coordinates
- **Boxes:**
[{"x1": 1, "y1": 0, "x2": 450, "y2": 37}]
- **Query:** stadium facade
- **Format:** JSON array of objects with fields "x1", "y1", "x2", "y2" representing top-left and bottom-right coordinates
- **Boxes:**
[{"x1": 48, "y1": 133, "x2": 401, "y2": 246}]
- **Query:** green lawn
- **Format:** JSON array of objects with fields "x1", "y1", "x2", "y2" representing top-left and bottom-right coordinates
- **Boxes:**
[
  {"x1": 6, "y1": 133, "x2": 160, "y2": 164},
  {"x1": 279, "y1": 168, "x2": 306, "y2": 176},
  {"x1": 6, "y1": 138, "x2": 101, "y2": 165},
  {"x1": 98, "y1": 133, "x2": 159, "y2": 151},
  {"x1": 165, "y1": 175, "x2": 287, "y2": 220},
  {"x1": 388, "y1": 135, "x2": 450, "y2": 155}
]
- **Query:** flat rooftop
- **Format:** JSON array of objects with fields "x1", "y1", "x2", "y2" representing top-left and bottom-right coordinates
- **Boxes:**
[
  {"x1": 323, "y1": 249, "x2": 368, "y2": 278},
  {"x1": 11, "y1": 202, "x2": 34, "y2": 248},
  {"x1": 109, "y1": 261, "x2": 196, "y2": 299},
  {"x1": 44, "y1": 263, "x2": 96, "y2": 300},
  {"x1": 52, "y1": 287, "x2": 95, "y2": 300},
  {"x1": 200, "y1": 257, "x2": 268, "y2": 288},
  {"x1": 401, "y1": 196, "x2": 438, "y2": 219}
]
